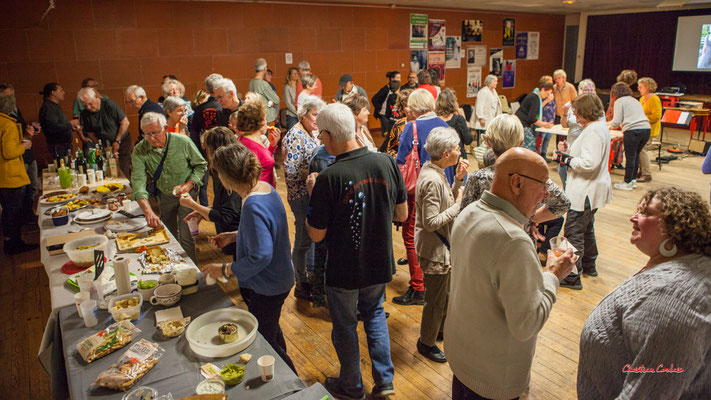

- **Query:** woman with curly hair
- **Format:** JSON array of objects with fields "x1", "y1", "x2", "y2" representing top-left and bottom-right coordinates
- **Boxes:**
[
  {"x1": 385, "y1": 89, "x2": 414, "y2": 157},
  {"x1": 578, "y1": 187, "x2": 711, "y2": 399},
  {"x1": 236, "y1": 99, "x2": 277, "y2": 187}
]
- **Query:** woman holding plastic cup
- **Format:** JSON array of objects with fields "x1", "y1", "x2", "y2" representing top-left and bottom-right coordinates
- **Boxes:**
[{"x1": 200, "y1": 143, "x2": 296, "y2": 374}]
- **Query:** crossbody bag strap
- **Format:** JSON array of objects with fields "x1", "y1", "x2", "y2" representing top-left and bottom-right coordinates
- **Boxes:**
[
  {"x1": 151, "y1": 132, "x2": 171, "y2": 184},
  {"x1": 412, "y1": 120, "x2": 420, "y2": 164}
]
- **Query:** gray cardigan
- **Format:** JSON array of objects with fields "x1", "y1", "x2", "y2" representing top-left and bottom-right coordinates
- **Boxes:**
[{"x1": 610, "y1": 96, "x2": 651, "y2": 132}]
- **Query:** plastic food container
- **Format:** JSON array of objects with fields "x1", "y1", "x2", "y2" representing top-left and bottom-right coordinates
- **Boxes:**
[
  {"x1": 196, "y1": 378, "x2": 225, "y2": 394},
  {"x1": 185, "y1": 308, "x2": 258, "y2": 358},
  {"x1": 108, "y1": 292, "x2": 143, "y2": 322},
  {"x1": 63, "y1": 234, "x2": 109, "y2": 267},
  {"x1": 122, "y1": 386, "x2": 158, "y2": 400}
]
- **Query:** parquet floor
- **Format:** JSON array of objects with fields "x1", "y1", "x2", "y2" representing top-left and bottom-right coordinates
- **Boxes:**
[{"x1": 1, "y1": 127, "x2": 708, "y2": 399}]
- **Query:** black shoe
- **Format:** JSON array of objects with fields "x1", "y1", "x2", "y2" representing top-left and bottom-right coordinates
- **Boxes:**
[
  {"x1": 397, "y1": 258, "x2": 408, "y2": 265},
  {"x1": 372, "y1": 382, "x2": 395, "y2": 398},
  {"x1": 417, "y1": 339, "x2": 447, "y2": 363},
  {"x1": 3, "y1": 240, "x2": 38, "y2": 255},
  {"x1": 293, "y1": 282, "x2": 312, "y2": 300},
  {"x1": 560, "y1": 273, "x2": 583, "y2": 290},
  {"x1": 582, "y1": 267, "x2": 598, "y2": 277},
  {"x1": 324, "y1": 377, "x2": 365, "y2": 400},
  {"x1": 392, "y1": 287, "x2": 425, "y2": 306},
  {"x1": 436, "y1": 332, "x2": 444, "y2": 341}
]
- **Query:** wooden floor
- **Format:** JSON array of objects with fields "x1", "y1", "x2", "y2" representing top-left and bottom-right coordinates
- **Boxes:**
[{"x1": 1, "y1": 127, "x2": 708, "y2": 399}]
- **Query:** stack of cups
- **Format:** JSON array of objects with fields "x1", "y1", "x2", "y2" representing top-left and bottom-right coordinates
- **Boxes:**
[
  {"x1": 80, "y1": 300, "x2": 98, "y2": 327},
  {"x1": 74, "y1": 292, "x2": 89, "y2": 318},
  {"x1": 87, "y1": 169, "x2": 96, "y2": 185}
]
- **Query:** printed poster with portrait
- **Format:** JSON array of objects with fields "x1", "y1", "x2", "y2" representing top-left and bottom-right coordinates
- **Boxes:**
[
  {"x1": 527, "y1": 32, "x2": 540, "y2": 60},
  {"x1": 502, "y1": 59, "x2": 516, "y2": 89},
  {"x1": 428, "y1": 19, "x2": 446, "y2": 51},
  {"x1": 466, "y1": 45, "x2": 487, "y2": 67},
  {"x1": 462, "y1": 20, "x2": 483, "y2": 42},
  {"x1": 515, "y1": 32, "x2": 528, "y2": 59},
  {"x1": 467, "y1": 66, "x2": 482, "y2": 98},
  {"x1": 410, "y1": 14, "x2": 428, "y2": 49},
  {"x1": 410, "y1": 50, "x2": 428, "y2": 73},
  {"x1": 503, "y1": 18, "x2": 516, "y2": 46},
  {"x1": 445, "y1": 36, "x2": 462, "y2": 69},
  {"x1": 428, "y1": 51, "x2": 446, "y2": 83},
  {"x1": 489, "y1": 48, "x2": 503, "y2": 77}
]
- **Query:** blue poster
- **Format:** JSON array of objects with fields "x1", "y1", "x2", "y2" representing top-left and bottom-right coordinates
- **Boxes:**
[
  {"x1": 502, "y1": 59, "x2": 516, "y2": 89},
  {"x1": 515, "y1": 32, "x2": 528, "y2": 59}
]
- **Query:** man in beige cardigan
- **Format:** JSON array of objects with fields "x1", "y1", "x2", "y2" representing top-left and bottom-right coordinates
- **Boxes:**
[{"x1": 445, "y1": 148, "x2": 575, "y2": 400}]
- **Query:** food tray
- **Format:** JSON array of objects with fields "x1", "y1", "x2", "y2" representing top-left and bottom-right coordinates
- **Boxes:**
[
  {"x1": 185, "y1": 308, "x2": 258, "y2": 358},
  {"x1": 40, "y1": 191, "x2": 79, "y2": 205},
  {"x1": 138, "y1": 248, "x2": 184, "y2": 274},
  {"x1": 116, "y1": 228, "x2": 171, "y2": 252}
]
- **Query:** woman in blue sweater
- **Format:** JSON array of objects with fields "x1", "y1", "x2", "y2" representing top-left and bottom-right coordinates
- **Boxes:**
[{"x1": 202, "y1": 142, "x2": 296, "y2": 373}]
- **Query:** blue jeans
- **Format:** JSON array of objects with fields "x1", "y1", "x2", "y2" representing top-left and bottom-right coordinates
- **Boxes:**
[
  {"x1": 326, "y1": 283, "x2": 394, "y2": 397},
  {"x1": 287, "y1": 195, "x2": 314, "y2": 284},
  {"x1": 286, "y1": 115, "x2": 298, "y2": 131},
  {"x1": 539, "y1": 132, "x2": 552, "y2": 159},
  {"x1": 557, "y1": 163, "x2": 567, "y2": 189},
  {"x1": 198, "y1": 168, "x2": 210, "y2": 206}
]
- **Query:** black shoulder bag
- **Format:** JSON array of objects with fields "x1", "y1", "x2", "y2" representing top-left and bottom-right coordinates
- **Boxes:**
[{"x1": 146, "y1": 133, "x2": 171, "y2": 197}]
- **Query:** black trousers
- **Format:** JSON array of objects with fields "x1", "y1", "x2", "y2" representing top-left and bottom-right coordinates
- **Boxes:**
[
  {"x1": 239, "y1": 287, "x2": 297, "y2": 374},
  {"x1": 538, "y1": 216, "x2": 565, "y2": 253},
  {"x1": 117, "y1": 138, "x2": 133, "y2": 180},
  {"x1": 563, "y1": 197, "x2": 598, "y2": 272},
  {"x1": 622, "y1": 128, "x2": 650, "y2": 183},
  {"x1": 453, "y1": 375, "x2": 519, "y2": 400},
  {"x1": 0, "y1": 186, "x2": 25, "y2": 242}
]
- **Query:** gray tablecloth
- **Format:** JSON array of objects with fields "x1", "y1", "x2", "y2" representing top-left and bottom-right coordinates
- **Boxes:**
[
  {"x1": 278, "y1": 382, "x2": 331, "y2": 399},
  {"x1": 58, "y1": 283, "x2": 306, "y2": 399}
]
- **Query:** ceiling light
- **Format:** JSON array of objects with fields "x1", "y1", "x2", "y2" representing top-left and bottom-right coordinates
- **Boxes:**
[{"x1": 562, "y1": 0, "x2": 575, "y2": 4}]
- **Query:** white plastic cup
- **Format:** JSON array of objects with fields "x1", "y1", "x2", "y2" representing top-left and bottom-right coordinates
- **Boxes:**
[
  {"x1": 77, "y1": 274, "x2": 95, "y2": 296},
  {"x1": 258, "y1": 355, "x2": 275, "y2": 382},
  {"x1": 87, "y1": 169, "x2": 96, "y2": 184},
  {"x1": 74, "y1": 291, "x2": 89, "y2": 318},
  {"x1": 121, "y1": 199, "x2": 131, "y2": 209},
  {"x1": 95, "y1": 170, "x2": 104, "y2": 181},
  {"x1": 187, "y1": 218, "x2": 200, "y2": 236},
  {"x1": 72, "y1": 173, "x2": 79, "y2": 187},
  {"x1": 80, "y1": 300, "x2": 98, "y2": 327},
  {"x1": 78, "y1": 174, "x2": 87, "y2": 186}
]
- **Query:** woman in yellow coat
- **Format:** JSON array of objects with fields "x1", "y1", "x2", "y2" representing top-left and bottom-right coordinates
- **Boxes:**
[
  {"x1": 637, "y1": 77, "x2": 662, "y2": 182},
  {"x1": 0, "y1": 92, "x2": 35, "y2": 254}
]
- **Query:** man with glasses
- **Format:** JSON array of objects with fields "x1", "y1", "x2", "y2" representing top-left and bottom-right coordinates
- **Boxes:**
[
  {"x1": 124, "y1": 85, "x2": 165, "y2": 142},
  {"x1": 131, "y1": 112, "x2": 207, "y2": 263},
  {"x1": 445, "y1": 147, "x2": 575, "y2": 400}
]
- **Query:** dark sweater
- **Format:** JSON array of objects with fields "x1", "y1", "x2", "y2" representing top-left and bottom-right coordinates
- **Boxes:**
[
  {"x1": 371, "y1": 85, "x2": 390, "y2": 118},
  {"x1": 39, "y1": 100, "x2": 73, "y2": 147},
  {"x1": 137, "y1": 99, "x2": 165, "y2": 141},
  {"x1": 209, "y1": 173, "x2": 242, "y2": 256},
  {"x1": 12, "y1": 108, "x2": 34, "y2": 163},
  {"x1": 446, "y1": 114, "x2": 474, "y2": 159},
  {"x1": 515, "y1": 92, "x2": 541, "y2": 127},
  {"x1": 189, "y1": 97, "x2": 221, "y2": 153}
]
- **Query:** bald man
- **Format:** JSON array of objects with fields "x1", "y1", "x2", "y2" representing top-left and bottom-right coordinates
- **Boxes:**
[{"x1": 445, "y1": 148, "x2": 575, "y2": 400}]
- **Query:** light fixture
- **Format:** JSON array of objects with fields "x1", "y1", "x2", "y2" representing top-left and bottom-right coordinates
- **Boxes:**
[{"x1": 562, "y1": 0, "x2": 575, "y2": 4}]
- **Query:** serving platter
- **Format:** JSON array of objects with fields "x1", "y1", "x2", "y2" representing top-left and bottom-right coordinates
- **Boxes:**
[{"x1": 185, "y1": 308, "x2": 258, "y2": 358}]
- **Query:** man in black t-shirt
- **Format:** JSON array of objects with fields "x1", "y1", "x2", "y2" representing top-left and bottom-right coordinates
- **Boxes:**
[
  {"x1": 78, "y1": 88, "x2": 132, "y2": 179},
  {"x1": 124, "y1": 85, "x2": 165, "y2": 142},
  {"x1": 306, "y1": 103, "x2": 407, "y2": 400}
]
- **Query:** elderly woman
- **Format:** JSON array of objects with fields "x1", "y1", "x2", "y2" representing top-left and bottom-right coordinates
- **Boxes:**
[
  {"x1": 474, "y1": 75, "x2": 502, "y2": 132},
  {"x1": 201, "y1": 143, "x2": 297, "y2": 374},
  {"x1": 385, "y1": 89, "x2": 414, "y2": 158},
  {"x1": 558, "y1": 79, "x2": 597, "y2": 186},
  {"x1": 415, "y1": 127, "x2": 468, "y2": 364},
  {"x1": 436, "y1": 88, "x2": 473, "y2": 160},
  {"x1": 283, "y1": 67, "x2": 300, "y2": 130},
  {"x1": 180, "y1": 126, "x2": 242, "y2": 258},
  {"x1": 342, "y1": 94, "x2": 376, "y2": 152},
  {"x1": 515, "y1": 79, "x2": 555, "y2": 152},
  {"x1": 609, "y1": 82, "x2": 651, "y2": 191},
  {"x1": 636, "y1": 77, "x2": 662, "y2": 183},
  {"x1": 236, "y1": 99, "x2": 277, "y2": 188},
  {"x1": 394, "y1": 88, "x2": 450, "y2": 306},
  {"x1": 161, "y1": 78, "x2": 193, "y2": 117},
  {"x1": 163, "y1": 96, "x2": 188, "y2": 135},
  {"x1": 282, "y1": 95, "x2": 326, "y2": 301},
  {"x1": 296, "y1": 73, "x2": 318, "y2": 111},
  {"x1": 555, "y1": 93, "x2": 612, "y2": 289},
  {"x1": 578, "y1": 187, "x2": 711, "y2": 399},
  {"x1": 552, "y1": 69, "x2": 577, "y2": 124}
]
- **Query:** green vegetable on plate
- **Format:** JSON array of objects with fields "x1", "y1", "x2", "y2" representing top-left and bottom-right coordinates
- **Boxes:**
[{"x1": 219, "y1": 363, "x2": 245, "y2": 385}]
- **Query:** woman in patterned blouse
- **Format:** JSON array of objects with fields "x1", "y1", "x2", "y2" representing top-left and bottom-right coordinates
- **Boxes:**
[
  {"x1": 385, "y1": 89, "x2": 414, "y2": 157},
  {"x1": 281, "y1": 95, "x2": 327, "y2": 301}
]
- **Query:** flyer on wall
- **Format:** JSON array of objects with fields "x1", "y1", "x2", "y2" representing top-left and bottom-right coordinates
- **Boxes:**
[
  {"x1": 466, "y1": 66, "x2": 482, "y2": 98},
  {"x1": 410, "y1": 49, "x2": 428, "y2": 73},
  {"x1": 489, "y1": 48, "x2": 503, "y2": 77},
  {"x1": 410, "y1": 13, "x2": 428, "y2": 49},
  {"x1": 462, "y1": 20, "x2": 483, "y2": 42},
  {"x1": 502, "y1": 59, "x2": 516, "y2": 88},
  {"x1": 428, "y1": 19, "x2": 446, "y2": 51},
  {"x1": 516, "y1": 32, "x2": 528, "y2": 59},
  {"x1": 503, "y1": 18, "x2": 516, "y2": 46},
  {"x1": 428, "y1": 51, "x2": 446, "y2": 83},
  {"x1": 467, "y1": 45, "x2": 487, "y2": 66},
  {"x1": 445, "y1": 36, "x2": 462, "y2": 69},
  {"x1": 527, "y1": 32, "x2": 540, "y2": 60}
]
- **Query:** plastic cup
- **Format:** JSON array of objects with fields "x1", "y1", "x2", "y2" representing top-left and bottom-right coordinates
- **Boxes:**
[
  {"x1": 78, "y1": 174, "x2": 87, "y2": 186},
  {"x1": 80, "y1": 300, "x2": 98, "y2": 327},
  {"x1": 187, "y1": 218, "x2": 200, "y2": 236},
  {"x1": 549, "y1": 237, "x2": 569, "y2": 257},
  {"x1": 87, "y1": 169, "x2": 96, "y2": 184},
  {"x1": 74, "y1": 291, "x2": 89, "y2": 318},
  {"x1": 95, "y1": 170, "x2": 104, "y2": 182},
  {"x1": 58, "y1": 168, "x2": 72, "y2": 188},
  {"x1": 258, "y1": 355, "x2": 275, "y2": 382}
]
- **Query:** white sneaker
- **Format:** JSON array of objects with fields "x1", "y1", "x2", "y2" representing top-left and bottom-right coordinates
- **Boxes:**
[{"x1": 614, "y1": 182, "x2": 635, "y2": 191}]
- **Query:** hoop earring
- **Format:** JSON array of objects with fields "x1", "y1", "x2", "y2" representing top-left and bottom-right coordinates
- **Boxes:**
[{"x1": 658, "y1": 238, "x2": 677, "y2": 258}]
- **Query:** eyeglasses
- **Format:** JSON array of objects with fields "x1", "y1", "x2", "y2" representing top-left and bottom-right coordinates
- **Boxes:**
[
  {"x1": 144, "y1": 130, "x2": 163, "y2": 137},
  {"x1": 509, "y1": 173, "x2": 547, "y2": 186}
]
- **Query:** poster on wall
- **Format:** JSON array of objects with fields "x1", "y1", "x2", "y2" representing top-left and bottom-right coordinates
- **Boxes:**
[
  {"x1": 503, "y1": 18, "x2": 516, "y2": 46},
  {"x1": 467, "y1": 66, "x2": 482, "y2": 98},
  {"x1": 410, "y1": 14, "x2": 428, "y2": 49},
  {"x1": 462, "y1": 20, "x2": 483, "y2": 42},
  {"x1": 527, "y1": 32, "x2": 540, "y2": 60},
  {"x1": 502, "y1": 59, "x2": 516, "y2": 88},
  {"x1": 445, "y1": 36, "x2": 462, "y2": 69},
  {"x1": 489, "y1": 48, "x2": 503, "y2": 76},
  {"x1": 428, "y1": 51, "x2": 446, "y2": 83},
  {"x1": 516, "y1": 32, "x2": 528, "y2": 59},
  {"x1": 428, "y1": 19, "x2": 446, "y2": 51},
  {"x1": 467, "y1": 45, "x2": 487, "y2": 66},
  {"x1": 410, "y1": 50, "x2": 428, "y2": 73}
]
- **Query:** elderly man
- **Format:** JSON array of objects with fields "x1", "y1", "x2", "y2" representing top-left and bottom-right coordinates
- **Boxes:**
[
  {"x1": 553, "y1": 69, "x2": 577, "y2": 125},
  {"x1": 294, "y1": 60, "x2": 323, "y2": 107},
  {"x1": 307, "y1": 103, "x2": 407, "y2": 400},
  {"x1": 78, "y1": 87, "x2": 132, "y2": 179},
  {"x1": 401, "y1": 71, "x2": 419, "y2": 90},
  {"x1": 446, "y1": 148, "x2": 575, "y2": 400},
  {"x1": 213, "y1": 78, "x2": 242, "y2": 127},
  {"x1": 124, "y1": 85, "x2": 165, "y2": 141},
  {"x1": 132, "y1": 112, "x2": 207, "y2": 262},
  {"x1": 249, "y1": 59, "x2": 280, "y2": 125},
  {"x1": 72, "y1": 77, "x2": 107, "y2": 118},
  {"x1": 0, "y1": 92, "x2": 36, "y2": 254},
  {"x1": 335, "y1": 74, "x2": 367, "y2": 103},
  {"x1": 190, "y1": 73, "x2": 223, "y2": 207}
]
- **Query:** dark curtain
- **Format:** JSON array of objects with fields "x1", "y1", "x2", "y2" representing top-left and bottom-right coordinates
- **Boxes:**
[{"x1": 584, "y1": 8, "x2": 711, "y2": 94}]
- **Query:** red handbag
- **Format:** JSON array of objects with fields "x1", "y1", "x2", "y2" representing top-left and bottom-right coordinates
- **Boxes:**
[{"x1": 398, "y1": 121, "x2": 420, "y2": 196}]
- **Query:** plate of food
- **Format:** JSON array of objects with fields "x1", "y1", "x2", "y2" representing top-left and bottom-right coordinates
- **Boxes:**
[
  {"x1": 116, "y1": 228, "x2": 171, "y2": 252},
  {"x1": 104, "y1": 218, "x2": 147, "y2": 233},
  {"x1": 138, "y1": 247, "x2": 184, "y2": 274},
  {"x1": 40, "y1": 191, "x2": 79, "y2": 205},
  {"x1": 94, "y1": 183, "x2": 126, "y2": 194},
  {"x1": 185, "y1": 308, "x2": 258, "y2": 358}
]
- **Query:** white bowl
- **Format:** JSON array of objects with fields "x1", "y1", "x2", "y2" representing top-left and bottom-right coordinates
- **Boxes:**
[
  {"x1": 185, "y1": 308, "x2": 258, "y2": 358},
  {"x1": 63, "y1": 235, "x2": 109, "y2": 267}
]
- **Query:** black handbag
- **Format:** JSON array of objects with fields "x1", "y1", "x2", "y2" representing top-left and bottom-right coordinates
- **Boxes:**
[{"x1": 146, "y1": 133, "x2": 171, "y2": 197}]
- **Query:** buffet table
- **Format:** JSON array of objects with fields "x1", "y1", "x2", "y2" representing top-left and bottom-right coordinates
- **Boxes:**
[{"x1": 536, "y1": 124, "x2": 623, "y2": 139}]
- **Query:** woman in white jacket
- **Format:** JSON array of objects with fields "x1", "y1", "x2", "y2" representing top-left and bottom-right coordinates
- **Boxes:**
[
  {"x1": 555, "y1": 93, "x2": 612, "y2": 290},
  {"x1": 474, "y1": 75, "x2": 502, "y2": 131}
]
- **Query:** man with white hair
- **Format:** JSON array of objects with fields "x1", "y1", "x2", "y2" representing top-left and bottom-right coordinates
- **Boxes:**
[
  {"x1": 248, "y1": 58, "x2": 280, "y2": 125},
  {"x1": 124, "y1": 85, "x2": 165, "y2": 141},
  {"x1": 131, "y1": 112, "x2": 207, "y2": 263},
  {"x1": 213, "y1": 78, "x2": 242, "y2": 126},
  {"x1": 78, "y1": 87, "x2": 132, "y2": 179},
  {"x1": 306, "y1": 103, "x2": 407, "y2": 400},
  {"x1": 294, "y1": 60, "x2": 323, "y2": 107}
]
